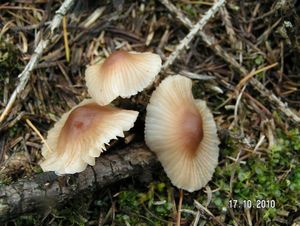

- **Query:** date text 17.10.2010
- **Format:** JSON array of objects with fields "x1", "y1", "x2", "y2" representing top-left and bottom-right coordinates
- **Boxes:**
[{"x1": 228, "y1": 199, "x2": 276, "y2": 209}]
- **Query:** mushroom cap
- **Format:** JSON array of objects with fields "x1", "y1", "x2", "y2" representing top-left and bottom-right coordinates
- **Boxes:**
[
  {"x1": 145, "y1": 75, "x2": 220, "y2": 192},
  {"x1": 40, "y1": 99, "x2": 139, "y2": 175},
  {"x1": 85, "y1": 50, "x2": 162, "y2": 105}
]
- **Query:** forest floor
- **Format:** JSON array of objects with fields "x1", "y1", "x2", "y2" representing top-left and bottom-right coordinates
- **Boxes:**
[{"x1": 0, "y1": 0, "x2": 300, "y2": 225}]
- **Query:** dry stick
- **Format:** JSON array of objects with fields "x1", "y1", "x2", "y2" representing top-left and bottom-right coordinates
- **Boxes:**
[
  {"x1": 50, "y1": 0, "x2": 75, "y2": 34},
  {"x1": 162, "y1": 0, "x2": 226, "y2": 70},
  {"x1": 0, "y1": 0, "x2": 75, "y2": 123},
  {"x1": 159, "y1": 0, "x2": 300, "y2": 123},
  {"x1": 0, "y1": 144, "x2": 158, "y2": 222}
]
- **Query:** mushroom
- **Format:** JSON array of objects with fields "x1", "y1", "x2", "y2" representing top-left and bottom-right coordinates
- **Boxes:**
[
  {"x1": 85, "y1": 50, "x2": 162, "y2": 106},
  {"x1": 145, "y1": 75, "x2": 220, "y2": 192},
  {"x1": 40, "y1": 99, "x2": 139, "y2": 175}
]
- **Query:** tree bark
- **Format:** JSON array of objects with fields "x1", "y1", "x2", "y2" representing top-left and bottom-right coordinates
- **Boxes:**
[{"x1": 0, "y1": 143, "x2": 158, "y2": 222}]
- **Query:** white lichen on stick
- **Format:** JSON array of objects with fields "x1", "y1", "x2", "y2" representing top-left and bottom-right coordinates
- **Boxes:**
[
  {"x1": 0, "y1": 0, "x2": 75, "y2": 123},
  {"x1": 50, "y1": 0, "x2": 75, "y2": 33},
  {"x1": 162, "y1": 0, "x2": 226, "y2": 70}
]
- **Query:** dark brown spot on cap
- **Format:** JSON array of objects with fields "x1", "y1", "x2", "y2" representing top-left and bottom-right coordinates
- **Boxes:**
[{"x1": 179, "y1": 109, "x2": 203, "y2": 157}]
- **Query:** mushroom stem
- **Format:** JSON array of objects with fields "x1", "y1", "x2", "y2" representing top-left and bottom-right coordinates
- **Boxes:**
[{"x1": 176, "y1": 189, "x2": 183, "y2": 226}]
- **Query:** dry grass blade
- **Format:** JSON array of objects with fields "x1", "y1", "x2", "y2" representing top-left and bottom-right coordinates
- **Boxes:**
[
  {"x1": 236, "y1": 62, "x2": 278, "y2": 90},
  {"x1": 25, "y1": 119, "x2": 52, "y2": 153},
  {"x1": 62, "y1": 16, "x2": 70, "y2": 62}
]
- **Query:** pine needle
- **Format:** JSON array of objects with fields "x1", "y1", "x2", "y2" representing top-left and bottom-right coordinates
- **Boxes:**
[
  {"x1": 63, "y1": 16, "x2": 70, "y2": 63},
  {"x1": 26, "y1": 119, "x2": 52, "y2": 153}
]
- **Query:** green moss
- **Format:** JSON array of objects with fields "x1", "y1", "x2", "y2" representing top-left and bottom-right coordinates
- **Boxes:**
[
  {"x1": 254, "y1": 54, "x2": 265, "y2": 66},
  {"x1": 0, "y1": 176, "x2": 12, "y2": 185},
  {"x1": 115, "y1": 182, "x2": 175, "y2": 225},
  {"x1": 211, "y1": 128, "x2": 300, "y2": 222},
  {"x1": 181, "y1": 4, "x2": 197, "y2": 18},
  {"x1": 0, "y1": 38, "x2": 21, "y2": 78}
]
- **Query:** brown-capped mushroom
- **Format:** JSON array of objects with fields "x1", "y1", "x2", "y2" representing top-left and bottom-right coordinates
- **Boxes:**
[
  {"x1": 40, "y1": 99, "x2": 139, "y2": 175},
  {"x1": 145, "y1": 75, "x2": 220, "y2": 192},
  {"x1": 85, "y1": 50, "x2": 161, "y2": 105}
]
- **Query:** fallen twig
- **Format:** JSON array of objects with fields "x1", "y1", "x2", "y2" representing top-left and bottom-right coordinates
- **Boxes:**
[
  {"x1": 0, "y1": 0, "x2": 75, "y2": 123},
  {"x1": 162, "y1": 0, "x2": 226, "y2": 70},
  {"x1": 0, "y1": 144, "x2": 158, "y2": 222},
  {"x1": 50, "y1": 0, "x2": 75, "y2": 33}
]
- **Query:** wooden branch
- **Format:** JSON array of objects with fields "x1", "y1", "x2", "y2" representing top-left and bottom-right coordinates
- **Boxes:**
[
  {"x1": 0, "y1": 144, "x2": 158, "y2": 222},
  {"x1": 161, "y1": 0, "x2": 226, "y2": 70},
  {"x1": 160, "y1": 0, "x2": 300, "y2": 123},
  {"x1": 0, "y1": 0, "x2": 75, "y2": 123}
]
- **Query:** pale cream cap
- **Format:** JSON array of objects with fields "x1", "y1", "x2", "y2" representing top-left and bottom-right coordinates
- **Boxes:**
[
  {"x1": 85, "y1": 50, "x2": 162, "y2": 105},
  {"x1": 40, "y1": 99, "x2": 139, "y2": 174},
  {"x1": 145, "y1": 75, "x2": 220, "y2": 192}
]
